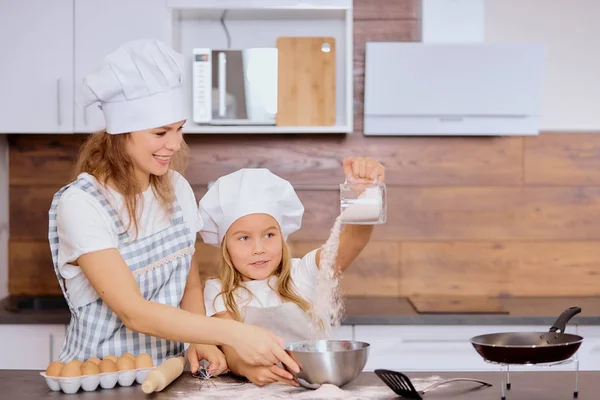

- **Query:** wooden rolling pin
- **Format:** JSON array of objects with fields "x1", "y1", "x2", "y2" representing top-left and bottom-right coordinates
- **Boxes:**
[{"x1": 142, "y1": 356, "x2": 185, "y2": 394}]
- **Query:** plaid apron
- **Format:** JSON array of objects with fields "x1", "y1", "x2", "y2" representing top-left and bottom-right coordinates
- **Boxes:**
[{"x1": 48, "y1": 173, "x2": 195, "y2": 365}]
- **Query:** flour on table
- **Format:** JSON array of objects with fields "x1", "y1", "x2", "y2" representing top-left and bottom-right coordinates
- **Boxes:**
[
  {"x1": 169, "y1": 375, "x2": 448, "y2": 399},
  {"x1": 170, "y1": 381, "x2": 392, "y2": 399},
  {"x1": 295, "y1": 384, "x2": 346, "y2": 398}
]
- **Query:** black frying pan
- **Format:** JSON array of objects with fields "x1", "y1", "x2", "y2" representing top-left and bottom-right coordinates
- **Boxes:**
[{"x1": 470, "y1": 306, "x2": 583, "y2": 365}]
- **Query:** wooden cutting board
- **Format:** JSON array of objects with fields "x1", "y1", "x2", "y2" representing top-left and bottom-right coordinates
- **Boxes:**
[
  {"x1": 276, "y1": 36, "x2": 336, "y2": 126},
  {"x1": 408, "y1": 295, "x2": 509, "y2": 314}
]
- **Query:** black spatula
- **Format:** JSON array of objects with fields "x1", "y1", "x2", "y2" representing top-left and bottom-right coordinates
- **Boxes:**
[{"x1": 375, "y1": 369, "x2": 492, "y2": 399}]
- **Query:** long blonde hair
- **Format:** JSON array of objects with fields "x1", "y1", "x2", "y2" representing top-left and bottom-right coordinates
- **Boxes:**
[
  {"x1": 72, "y1": 130, "x2": 189, "y2": 237},
  {"x1": 215, "y1": 233, "x2": 315, "y2": 323}
]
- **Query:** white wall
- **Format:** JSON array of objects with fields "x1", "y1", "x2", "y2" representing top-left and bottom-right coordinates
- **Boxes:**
[
  {"x1": 485, "y1": 0, "x2": 600, "y2": 131},
  {"x1": 0, "y1": 135, "x2": 8, "y2": 300}
]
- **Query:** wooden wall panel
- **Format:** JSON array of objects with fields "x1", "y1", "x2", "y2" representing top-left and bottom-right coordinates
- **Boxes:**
[
  {"x1": 9, "y1": 241, "x2": 60, "y2": 295},
  {"x1": 9, "y1": 134, "x2": 523, "y2": 188},
  {"x1": 195, "y1": 242, "x2": 220, "y2": 283},
  {"x1": 8, "y1": 135, "x2": 83, "y2": 186},
  {"x1": 525, "y1": 133, "x2": 600, "y2": 185},
  {"x1": 13, "y1": 185, "x2": 600, "y2": 242},
  {"x1": 506, "y1": 242, "x2": 600, "y2": 296},
  {"x1": 290, "y1": 241, "x2": 400, "y2": 297},
  {"x1": 186, "y1": 136, "x2": 523, "y2": 186},
  {"x1": 185, "y1": 137, "x2": 349, "y2": 186},
  {"x1": 390, "y1": 186, "x2": 600, "y2": 241},
  {"x1": 10, "y1": 186, "x2": 58, "y2": 240},
  {"x1": 354, "y1": 0, "x2": 420, "y2": 20},
  {"x1": 401, "y1": 242, "x2": 600, "y2": 297},
  {"x1": 401, "y1": 242, "x2": 509, "y2": 297}
]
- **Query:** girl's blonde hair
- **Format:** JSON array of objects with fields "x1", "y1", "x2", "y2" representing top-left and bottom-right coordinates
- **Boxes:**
[
  {"x1": 215, "y1": 232, "x2": 318, "y2": 324},
  {"x1": 72, "y1": 130, "x2": 189, "y2": 237}
]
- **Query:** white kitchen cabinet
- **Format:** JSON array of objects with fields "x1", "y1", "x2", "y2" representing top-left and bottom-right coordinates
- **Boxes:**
[
  {"x1": 74, "y1": 0, "x2": 170, "y2": 133},
  {"x1": 574, "y1": 326, "x2": 600, "y2": 371},
  {"x1": 0, "y1": 0, "x2": 74, "y2": 133},
  {"x1": 0, "y1": 325, "x2": 66, "y2": 369},
  {"x1": 354, "y1": 325, "x2": 579, "y2": 373}
]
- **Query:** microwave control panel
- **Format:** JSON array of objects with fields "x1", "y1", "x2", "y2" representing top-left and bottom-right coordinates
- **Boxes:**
[{"x1": 192, "y1": 48, "x2": 212, "y2": 124}]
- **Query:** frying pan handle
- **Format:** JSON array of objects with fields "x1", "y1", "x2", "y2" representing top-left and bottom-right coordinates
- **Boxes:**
[{"x1": 549, "y1": 307, "x2": 581, "y2": 333}]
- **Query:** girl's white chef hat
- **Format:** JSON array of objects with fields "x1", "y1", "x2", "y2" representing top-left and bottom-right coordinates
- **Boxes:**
[
  {"x1": 199, "y1": 168, "x2": 305, "y2": 247},
  {"x1": 79, "y1": 39, "x2": 186, "y2": 134}
]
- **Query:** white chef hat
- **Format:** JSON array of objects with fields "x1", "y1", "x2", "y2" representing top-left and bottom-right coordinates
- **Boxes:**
[
  {"x1": 199, "y1": 168, "x2": 304, "y2": 247},
  {"x1": 79, "y1": 39, "x2": 186, "y2": 134}
]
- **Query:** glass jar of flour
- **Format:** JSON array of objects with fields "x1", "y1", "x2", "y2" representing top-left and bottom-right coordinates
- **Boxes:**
[{"x1": 339, "y1": 178, "x2": 387, "y2": 224}]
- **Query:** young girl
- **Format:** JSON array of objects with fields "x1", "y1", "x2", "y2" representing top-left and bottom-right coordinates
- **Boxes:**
[
  {"x1": 49, "y1": 39, "x2": 299, "y2": 377},
  {"x1": 200, "y1": 157, "x2": 385, "y2": 386}
]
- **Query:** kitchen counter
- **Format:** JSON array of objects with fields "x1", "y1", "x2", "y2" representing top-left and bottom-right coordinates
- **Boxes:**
[
  {"x1": 343, "y1": 296, "x2": 600, "y2": 325},
  {"x1": 2, "y1": 370, "x2": 599, "y2": 399},
  {"x1": 2, "y1": 295, "x2": 600, "y2": 325},
  {"x1": 0, "y1": 296, "x2": 71, "y2": 325}
]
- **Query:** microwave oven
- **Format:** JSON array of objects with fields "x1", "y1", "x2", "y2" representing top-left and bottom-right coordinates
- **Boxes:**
[{"x1": 192, "y1": 48, "x2": 278, "y2": 126}]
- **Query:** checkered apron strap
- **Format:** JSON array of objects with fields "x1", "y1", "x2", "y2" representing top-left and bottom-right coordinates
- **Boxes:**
[{"x1": 48, "y1": 175, "x2": 129, "y2": 311}]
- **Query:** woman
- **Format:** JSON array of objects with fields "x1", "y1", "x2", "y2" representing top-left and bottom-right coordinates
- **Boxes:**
[{"x1": 48, "y1": 39, "x2": 299, "y2": 376}]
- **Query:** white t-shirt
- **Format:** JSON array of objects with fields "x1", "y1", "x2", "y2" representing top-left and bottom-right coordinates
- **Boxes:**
[
  {"x1": 203, "y1": 249, "x2": 320, "y2": 317},
  {"x1": 56, "y1": 171, "x2": 202, "y2": 308}
]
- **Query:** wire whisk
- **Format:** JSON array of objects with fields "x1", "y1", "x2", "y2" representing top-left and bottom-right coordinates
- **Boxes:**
[{"x1": 193, "y1": 366, "x2": 217, "y2": 389}]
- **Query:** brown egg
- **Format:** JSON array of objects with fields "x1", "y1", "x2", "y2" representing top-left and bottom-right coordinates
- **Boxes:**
[
  {"x1": 135, "y1": 353, "x2": 154, "y2": 369},
  {"x1": 103, "y1": 355, "x2": 118, "y2": 362},
  {"x1": 45, "y1": 361, "x2": 64, "y2": 377},
  {"x1": 122, "y1": 352, "x2": 135, "y2": 361},
  {"x1": 81, "y1": 361, "x2": 101, "y2": 375},
  {"x1": 59, "y1": 360, "x2": 83, "y2": 377},
  {"x1": 86, "y1": 357, "x2": 101, "y2": 365},
  {"x1": 116, "y1": 355, "x2": 136, "y2": 371},
  {"x1": 99, "y1": 359, "x2": 118, "y2": 373}
]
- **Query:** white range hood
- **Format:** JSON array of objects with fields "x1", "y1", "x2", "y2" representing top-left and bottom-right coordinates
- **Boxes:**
[{"x1": 363, "y1": 42, "x2": 546, "y2": 136}]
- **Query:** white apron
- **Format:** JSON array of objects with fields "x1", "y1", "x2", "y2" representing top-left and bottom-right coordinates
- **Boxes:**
[{"x1": 243, "y1": 302, "x2": 330, "y2": 345}]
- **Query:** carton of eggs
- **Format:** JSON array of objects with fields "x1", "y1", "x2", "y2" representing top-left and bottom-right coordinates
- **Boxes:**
[{"x1": 40, "y1": 353, "x2": 155, "y2": 394}]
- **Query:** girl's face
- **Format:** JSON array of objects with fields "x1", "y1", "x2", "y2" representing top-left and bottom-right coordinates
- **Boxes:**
[
  {"x1": 125, "y1": 120, "x2": 184, "y2": 187},
  {"x1": 225, "y1": 213, "x2": 283, "y2": 282}
]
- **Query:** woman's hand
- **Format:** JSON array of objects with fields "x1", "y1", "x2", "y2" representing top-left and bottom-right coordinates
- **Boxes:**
[
  {"x1": 187, "y1": 343, "x2": 228, "y2": 376},
  {"x1": 343, "y1": 156, "x2": 385, "y2": 184},
  {"x1": 227, "y1": 324, "x2": 300, "y2": 374},
  {"x1": 241, "y1": 364, "x2": 299, "y2": 387}
]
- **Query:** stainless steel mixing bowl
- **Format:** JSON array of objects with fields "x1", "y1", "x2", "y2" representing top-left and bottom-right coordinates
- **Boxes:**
[{"x1": 284, "y1": 340, "x2": 370, "y2": 389}]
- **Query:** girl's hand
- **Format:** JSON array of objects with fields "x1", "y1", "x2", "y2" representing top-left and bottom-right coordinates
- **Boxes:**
[
  {"x1": 343, "y1": 156, "x2": 385, "y2": 184},
  {"x1": 187, "y1": 344, "x2": 228, "y2": 376},
  {"x1": 241, "y1": 364, "x2": 299, "y2": 387}
]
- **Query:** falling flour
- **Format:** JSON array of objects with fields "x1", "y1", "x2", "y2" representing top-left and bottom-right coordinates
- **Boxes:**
[
  {"x1": 311, "y1": 214, "x2": 345, "y2": 336},
  {"x1": 310, "y1": 198, "x2": 381, "y2": 336}
]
